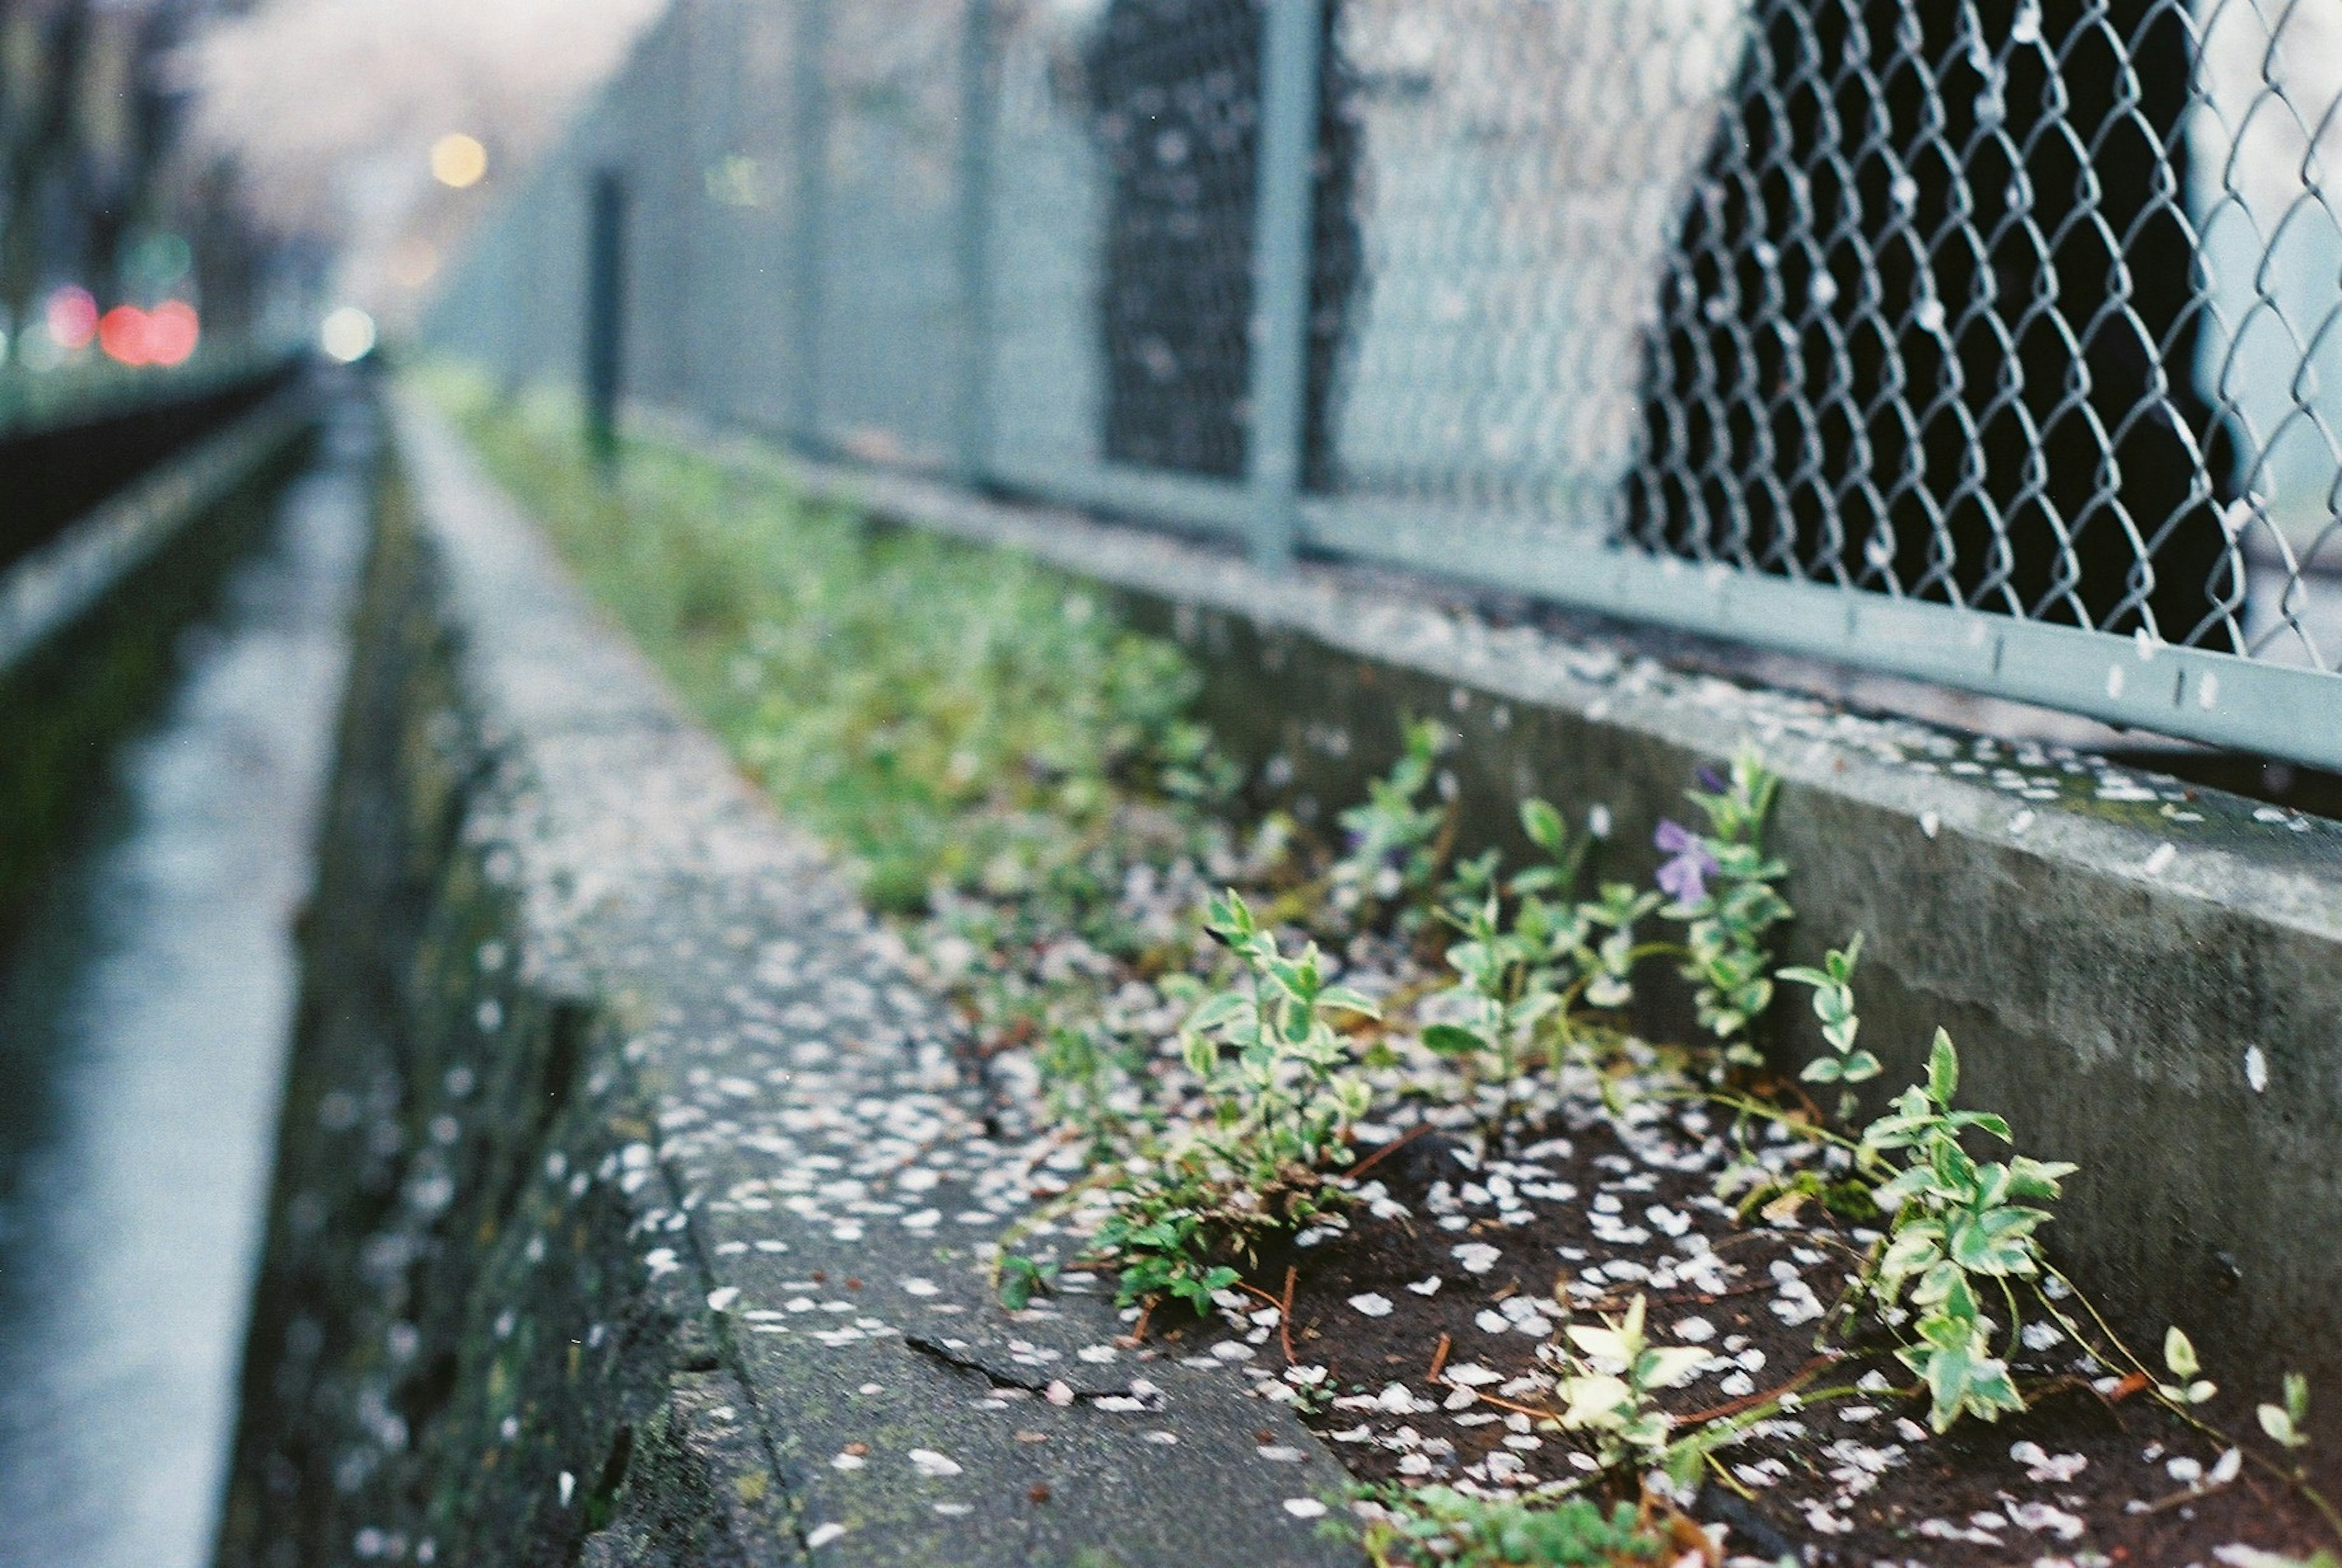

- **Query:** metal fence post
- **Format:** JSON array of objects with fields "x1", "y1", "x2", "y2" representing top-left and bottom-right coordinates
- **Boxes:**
[
  {"x1": 789, "y1": 0, "x2": 830, "y2": 452},
  {"x1": 953, "y1": 0, "x2": 995, "y2": 488},
  {"x1": 1244, "y1": 0, "x2": 1325, "y2": 570},
  {"x1": 584, "y1": 166, "x2": 628, "y2": 468}
]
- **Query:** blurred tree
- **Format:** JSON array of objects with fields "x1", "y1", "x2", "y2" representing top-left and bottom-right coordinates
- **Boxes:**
[
  {"x1": 0, "y1": 0, "x2": 298, "y2": 354},
  {"x1": 173, "y1": 0, "x2": 665, "y2": 325}
]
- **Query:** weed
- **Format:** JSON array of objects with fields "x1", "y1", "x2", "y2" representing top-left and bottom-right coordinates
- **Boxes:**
[
  {"x1": 1655, "y1": 753, "x2": 1791, "y2": 1061},
  {"x1": 1054, "y1": 890, "x2": 1379, "y2": 1314},
  {"x1": 437, "y1": 378, "x2": 2336, "y2": 1548},
  {"x1": 1777, "y1": 936, "x2": 1880, "y2": 1095},
  {"x1": 1331, "y1": 719, "x2": 1452, "y2": 930},
  {"x1": 1540, "y1": 1294, "x2": 1713, "y2": 1470},
  {"x1": 1855, "y1": 1028, "x2": 2075, "y2": 1429},
  {"x1": 1347, "y1": 1485, "x2": 1677, "y2": 1567},
  {"x1": 2264, "y1": 1373, "x2": 2315, "y2": 1457},
  {"x1": 426, "y1": 365, "x2": 1221, "y2": 916}
]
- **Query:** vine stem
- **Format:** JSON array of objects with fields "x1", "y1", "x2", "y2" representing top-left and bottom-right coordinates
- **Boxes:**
[
  {"x1": 2037, "y1": 1265, "x2": 2342, "y2": 1544},
  {"x1": 1672, "y1": 1358, "x2": 1845, "y2": 1427},
  {"x1": 1656, "y1": 1085, "x2": 1866, "y2": 1155},
  {"x1": 1342, "y1": 1122, "x2": 1432, "y2": 1183}
]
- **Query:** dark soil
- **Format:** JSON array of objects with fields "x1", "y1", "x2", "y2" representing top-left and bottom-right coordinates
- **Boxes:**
[{"x1": 1242, "y1": 1090, "x2": 2331, "y2": 1564}]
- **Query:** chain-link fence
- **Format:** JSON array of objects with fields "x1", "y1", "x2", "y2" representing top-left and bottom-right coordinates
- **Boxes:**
[{"x1": 426, "y1": 0, "x2": 2342, "y2": 770}]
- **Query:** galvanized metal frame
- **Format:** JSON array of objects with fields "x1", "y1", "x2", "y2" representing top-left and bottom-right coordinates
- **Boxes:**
[
  {"x1": 786, "y1": 0, "x2": 829, "y2": 449},
  {"x1": 429, "y1": 0, "x2": 2342, "y2": 771},
  {"x1": 1302, "y1": 498, "x2": 2342, "y2": 770},
  {"x1": 1242, "y1": 0, "x2": 1326, "y2": 571}
]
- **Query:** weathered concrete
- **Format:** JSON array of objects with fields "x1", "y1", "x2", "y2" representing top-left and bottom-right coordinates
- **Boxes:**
[
  {"x1": 216, "y1": 391, "x2": 1363, "y2": 1566},
  {"x1": 650, "y1": 417, "x2": 2342, "y2": 1470},
  {"x1": 0, "y1": 383, "x2": 363, "y2": 1568},
  {"x1": 0, "y1": 381, "x2": 315, "y2": 940}
]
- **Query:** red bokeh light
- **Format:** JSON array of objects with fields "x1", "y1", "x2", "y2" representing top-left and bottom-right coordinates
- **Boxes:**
[
  {"x1": 94, "y1": 300, "x2": 199, "y2": 368},
  {"x1": 99, "y1": 306, "x2": 151, "y2": 365},
  {"x1": 148, "y1": 301, "x2": 199, "y2": 367},
  {"x1": 46, "y1": 285, "x2": 99, "y2": 349}
]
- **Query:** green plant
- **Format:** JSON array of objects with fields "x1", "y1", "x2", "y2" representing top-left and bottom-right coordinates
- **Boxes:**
[
  {"x1": 1035, "y1": 1018, "x2": 1152, "y2": 1153},
  {"x1": 1570, "y1": 882, "x2": 1663, "y2": 1013},
  {"x1": 1778, "y1": 936, "x2": 1880, "y2": 1089},
  {"x1": 2263, "y1": 1373, "x2": 2315, "y2": 1456},
  {"x1": 1076, "y1": 890, "x2": 1378, "y2": 1312},
  {"x1": 1349, "y1": 1486, "x2": 1672, "y2": 1568},
  {"x1": 1511, "y1": 797, "x2": 1594, "y2": 901},
  {"x1": 1654, "y1": 751, "x2": 1792, "y2": 1060},
  {"x1": 1331, "y1": 719, "x2": 1451, "y2": 928},
  {"x1": 1420, "y1": 797, "x2": 1650, "y2": 1134},
  {"x1": 1421, "y1": 886, "x2": 1565, "y2": 1136},
  {"x1": 1860, "y1": 1029, "x2": 2076, "y2": 1431},
  {"x1": 1546, "y1": 1294, "x2": 1713, "y2": 1470},
  {"x1": 998, "y1": 1252, "x2": 1055, "y2": 1312},
  {"x1": 2158, "y1": 1327, "x2": 2218, "y2": 1408},
  {"x1": 426, "y1": 365, "x2": 1219, "y2": 917},
  {"x1": 1179, "y1": 890, "x2": 1378, "y2": 1168}
]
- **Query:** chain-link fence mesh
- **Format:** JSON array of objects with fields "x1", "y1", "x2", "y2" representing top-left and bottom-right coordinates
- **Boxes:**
[{"x1": 429, "y1": 0, "x2": 2342, "y2": 768}]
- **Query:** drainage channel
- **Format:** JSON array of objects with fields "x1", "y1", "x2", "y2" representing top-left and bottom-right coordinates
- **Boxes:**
[{"x1": 0, "y1": 389, "x2": 370, "y2": 1567}]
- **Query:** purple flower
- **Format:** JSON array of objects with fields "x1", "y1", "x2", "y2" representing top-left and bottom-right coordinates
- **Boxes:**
[
  {"x1": 1696, "y1": 765, "x2": 1728, "y2": 794},
  {"x1": 1654, "y1": 818, "x2": 1717, "y2": 904}
]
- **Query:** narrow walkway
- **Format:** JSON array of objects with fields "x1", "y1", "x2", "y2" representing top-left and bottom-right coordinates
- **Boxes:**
[{"x1": 0, "y1": 392, "x2": 369, "y2": 1567}]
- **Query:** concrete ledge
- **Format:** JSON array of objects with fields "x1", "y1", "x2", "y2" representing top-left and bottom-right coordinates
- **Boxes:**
[
  {"x1": 656, "y1": 420, "x2": 2342, "y2": 1462},
  {"x1": 0, "y1": 383, "x2": 315, "y2": 934},
  {"x1": 218, "y1": 391, "x2": 1363, "y2": 1564},
  {"x1": 0, "y1": 383, "x2": 313, "y2": 674}
]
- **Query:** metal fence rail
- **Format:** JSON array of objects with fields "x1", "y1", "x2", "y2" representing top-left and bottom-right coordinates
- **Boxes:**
[{"x1": 426, "y1": 0, "x2": 2342, "y2": 770}]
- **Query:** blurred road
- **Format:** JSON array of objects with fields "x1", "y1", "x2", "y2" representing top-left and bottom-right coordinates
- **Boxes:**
[{"x1": 0, "y1": 392, "x2": 368, "y2": 1568}]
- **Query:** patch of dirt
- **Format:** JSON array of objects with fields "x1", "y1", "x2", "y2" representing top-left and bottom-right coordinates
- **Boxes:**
[{"x1": 1247, "y1": 1094, "x2": 2329, "y2": 1564}]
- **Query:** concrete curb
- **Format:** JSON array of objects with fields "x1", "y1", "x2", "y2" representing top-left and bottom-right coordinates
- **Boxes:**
[
  {"x1": 0, "y1": 383, "x2": 313, "y2": 676},
  {"x1": 0, "y1": 382, "x2": 315, "y2": 934},
  {"x1": 217, "y1": 388, "x2": 1366, "y2": 1566}
]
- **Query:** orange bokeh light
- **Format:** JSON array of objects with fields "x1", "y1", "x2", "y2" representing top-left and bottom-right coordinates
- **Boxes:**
[
  {"x1": 148, "y1": 300, "x2": 199, "y2": 366},
  {"x1": 96, "y1": 300, "x2": 199, "y2": 367},
  {"x1": 99, "y1": 306, "x2": 151, "y2": 365}
]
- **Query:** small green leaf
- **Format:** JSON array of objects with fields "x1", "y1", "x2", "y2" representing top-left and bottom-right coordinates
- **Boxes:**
[
  {"x1": 1520, "y1": 798, "x2": 1566, "y2": 852},
  {"x1": 1420, "y1": 1023, "x2": 1484, "y2": 1058},
  {"x1": 2005, "y1": 1157, "x2": 2077, "y2": 1201},
  {"x1": 2165, "y1": 1325, "x2": 2201, "y2": 1381},
  {"x1": 998, "y1": 1255, "x2": 1050, "y2": 1311},
  {"x1": 1181, "y1": 1033, "x2": 1218, "y2": 1078},
  {"x1": 1187, "y1": 991, "x2": 1250, "y2": 1034},
  {"x1": 1946, "y1": 1206, "x2": 2046, "y2": 1276},
  {"x1": 1947, "y1": 1109, "x2": 2014, "y2": 1143},
  {"x1": 1927, "y1": 1028, "x2": 1960, "y2": 1104}
]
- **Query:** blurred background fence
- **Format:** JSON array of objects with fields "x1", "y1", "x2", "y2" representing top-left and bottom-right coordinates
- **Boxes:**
[{"x1": 427, "y1": 0, "x2": 2342, "y2": 769}]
